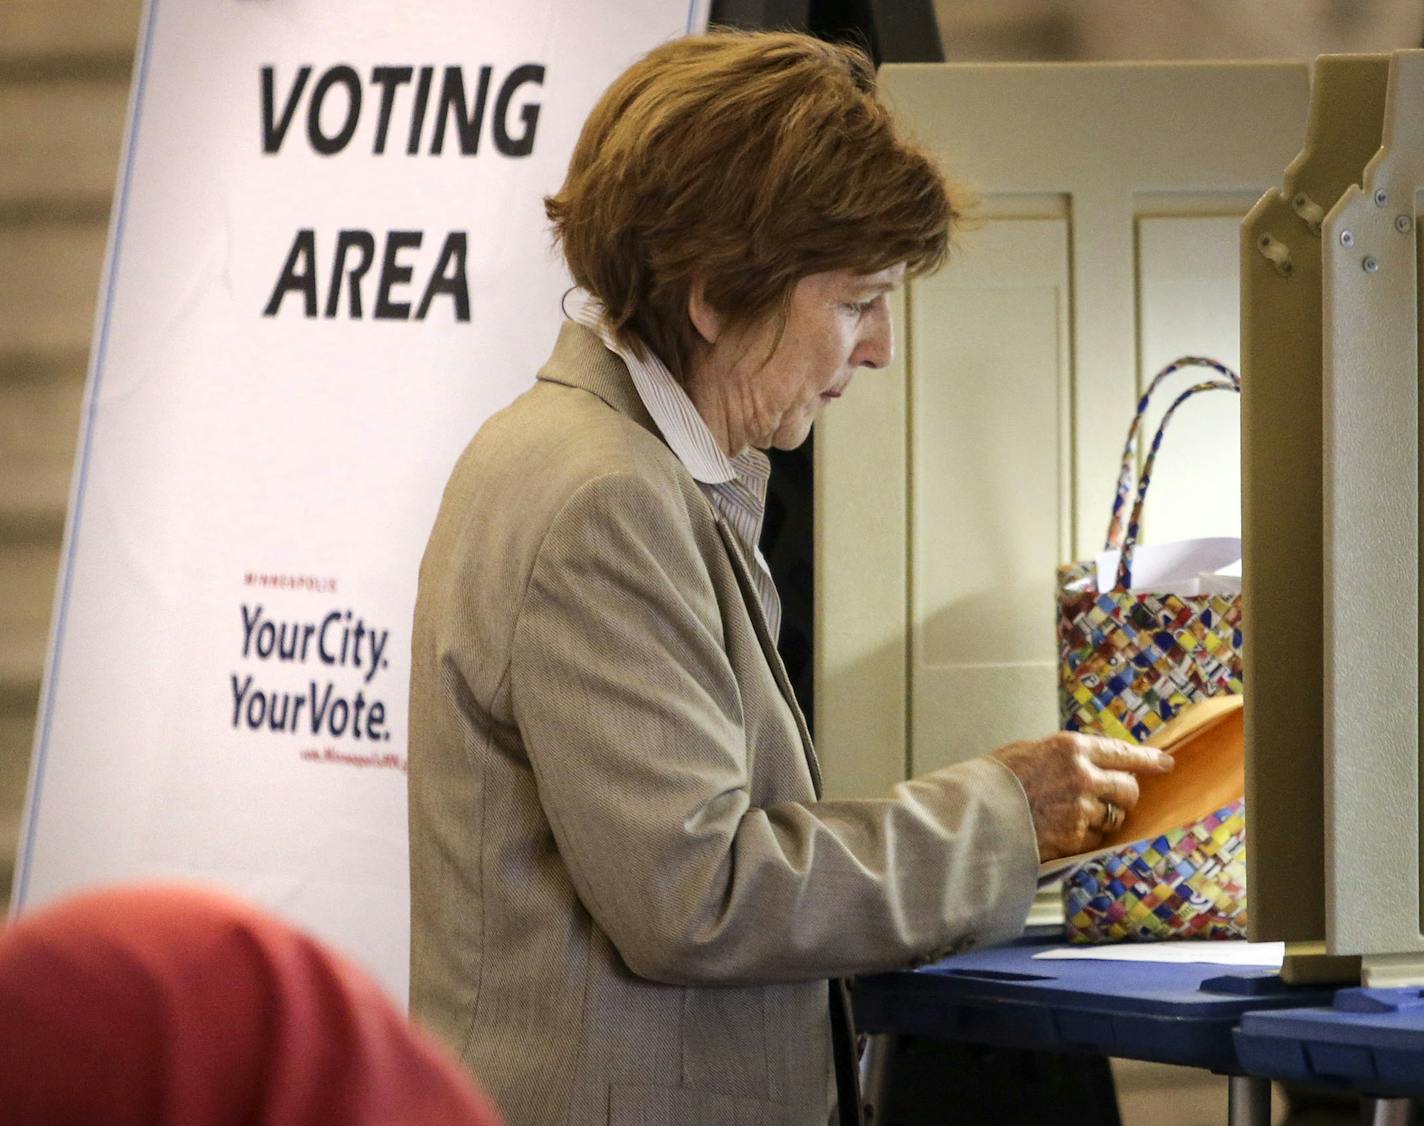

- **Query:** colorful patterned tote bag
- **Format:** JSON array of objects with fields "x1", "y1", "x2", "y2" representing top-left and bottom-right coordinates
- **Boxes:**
[{"x1": 1058, "y1": 358, "x2": 1246, "y2": 941}]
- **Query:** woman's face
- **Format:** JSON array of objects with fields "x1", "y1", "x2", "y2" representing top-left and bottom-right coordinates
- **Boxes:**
[{"x1": 707, "y1": 263, "x2": 904, "y2": 453}]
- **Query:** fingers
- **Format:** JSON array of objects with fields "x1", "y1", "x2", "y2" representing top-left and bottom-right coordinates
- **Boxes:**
[
  {"x1": 1087, "y1": 766, "x2": 1140, "y2": 812},
  {"x1": 1074, "y1": 733, "x2": 1173, "y2": 774},
  {"x1": 1000, "y1": 730, "x2": 1171, "y2": 859},
  {"x1": 1072, "y1": 793, "x2": 1111, "y2": 847},
  {"x1": 1078, "y1": 791, "x2": 1127, "y2": 830}
]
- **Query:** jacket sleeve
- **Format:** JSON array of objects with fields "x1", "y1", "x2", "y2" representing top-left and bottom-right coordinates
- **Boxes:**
[{"x1": 508, "y1": 469, "x2": 1040, "y2": 986}]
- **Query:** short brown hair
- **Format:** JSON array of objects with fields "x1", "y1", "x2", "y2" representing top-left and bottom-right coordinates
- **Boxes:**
[{"x1": 545, "y1": 29, "x2": 957, "y2": 383}]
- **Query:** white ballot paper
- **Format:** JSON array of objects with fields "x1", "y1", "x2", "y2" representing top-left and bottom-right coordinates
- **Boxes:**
[
  {"x1": 1032, "y1": 941, "x2": 1284, "y2": 968},
  {"x1": 1096, "y1": 537, "x2": 1241, "y2": 596}
]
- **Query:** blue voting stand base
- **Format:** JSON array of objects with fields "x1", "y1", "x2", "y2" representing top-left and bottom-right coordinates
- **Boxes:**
[
  {"x1": 853, "y1": 934, "x2": 1342, "y2": 1125},
  {"x1": 854, "y1": 936, "x2": 1334, "y2": 1074},
  {"x1": 1237, "y1": 986, "x2": 1424, "y2": 1101}
]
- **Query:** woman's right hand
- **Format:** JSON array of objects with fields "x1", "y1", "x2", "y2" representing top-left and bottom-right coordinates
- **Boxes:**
[{"x1": 991, "y1": 732, "x2": 1174, "y2": 861}]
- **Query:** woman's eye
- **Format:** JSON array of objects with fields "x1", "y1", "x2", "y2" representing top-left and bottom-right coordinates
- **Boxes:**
[{"x1": 842, "y1": 299, "x2": 874, "y2": 316}]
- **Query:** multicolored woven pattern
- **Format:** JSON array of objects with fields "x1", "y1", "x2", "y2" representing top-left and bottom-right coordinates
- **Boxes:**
[
  {"x1": 1103, "y1": 357, "x2": 1239, "y2": 554},
  {"x1": 1059, "y1": 358, "x2": 1246, "y2": 943},
  {"x1": 1057, "y1": 562, "x2": 1243, "y2": 741},
  {"x1": 1064, "y1": 805, "x2": 1247, "y2": 940}
]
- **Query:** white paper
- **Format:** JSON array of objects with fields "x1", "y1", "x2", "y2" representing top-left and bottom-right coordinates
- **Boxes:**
[
  {"x1": 1096, "y1": 537, "x2": 1241, "y2": 594},
  {"x1": 1032, "y1": 941, "x2": 1284, "y2": 968},
  {"x1": 1194, "y1": 558, "x2": 1242, "y2": 596}
]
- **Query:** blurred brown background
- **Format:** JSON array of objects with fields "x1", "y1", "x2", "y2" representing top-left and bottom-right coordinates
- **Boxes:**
[
  {"x1": 3, "y1": 3, "x2": 1422, "y2": 1122},
  {"x1": 2, "y1": 0, "x2": 138, "y2": 906}
]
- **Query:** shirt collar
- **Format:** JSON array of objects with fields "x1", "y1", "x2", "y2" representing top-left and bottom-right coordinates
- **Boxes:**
[{"x1": 568, "y1": 295, "x2": 743, "y2": 487}]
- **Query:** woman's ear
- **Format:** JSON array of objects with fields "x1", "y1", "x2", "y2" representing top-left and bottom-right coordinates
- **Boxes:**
[{"x1": 687, "y1": 276, "x2": 723, "y2": 346}]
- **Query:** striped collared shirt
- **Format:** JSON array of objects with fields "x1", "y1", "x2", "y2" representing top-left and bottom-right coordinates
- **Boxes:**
[{"x1": 571, "y1": 299, "x2": 782, "y2": 643}]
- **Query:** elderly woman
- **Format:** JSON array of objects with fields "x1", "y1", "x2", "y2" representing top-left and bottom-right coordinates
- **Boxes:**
[{"x1": 408, "y1": 30, "x2": 1169, "y2": 1126}]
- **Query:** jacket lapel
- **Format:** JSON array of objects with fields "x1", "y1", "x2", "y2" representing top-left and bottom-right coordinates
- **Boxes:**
[
  {"x1": 543, "y1": 321, "x2": 825, "y2": 799},
  {"x1": 713, "y1": 517, "x2": 823, "y2": 800}
]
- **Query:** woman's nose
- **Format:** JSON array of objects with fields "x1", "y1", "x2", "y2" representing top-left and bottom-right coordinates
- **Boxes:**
[{"x1": 855, "y1": 310, "x2": 894, "y2": 370}]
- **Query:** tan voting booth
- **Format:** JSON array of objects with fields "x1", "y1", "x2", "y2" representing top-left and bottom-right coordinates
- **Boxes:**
[
  {"x1": 817, "y1": 52, "x2": 1424, "y2": 984},
  {"x1": 1245, "y1": 50, "x2": 1424, "y2": 986}
]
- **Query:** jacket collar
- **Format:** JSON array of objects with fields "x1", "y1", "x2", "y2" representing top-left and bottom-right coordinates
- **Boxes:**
[{"x1": 536, "y1": 321, "x2": 659, "y2": 437}]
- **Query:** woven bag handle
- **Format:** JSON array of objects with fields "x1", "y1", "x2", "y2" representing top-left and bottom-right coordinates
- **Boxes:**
[
  {"x1": 1114, "y1": 379, "x2": 1241, "y2": 590},
  {"x1": 1103, "y1": 357, "x2": 1241, "y2": 552}
]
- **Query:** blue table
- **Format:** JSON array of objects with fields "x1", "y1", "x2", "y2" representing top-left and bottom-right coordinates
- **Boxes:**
[
  {"x1": 1236, "y1": 986, "x2": 1424, "y2": 1125},
  {"x1": 853, "y1": 935, "x2": 1336, "y2": 1125}
]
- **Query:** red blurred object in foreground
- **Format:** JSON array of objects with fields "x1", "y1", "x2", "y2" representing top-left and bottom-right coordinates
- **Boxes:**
[{"x1": 0, "y1": 884, "x2": 503, "y2": 1126}]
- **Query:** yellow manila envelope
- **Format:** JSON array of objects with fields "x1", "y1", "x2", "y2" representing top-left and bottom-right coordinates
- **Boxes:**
[{"x1": 1040, "y1": 695, "x2": 1244, "y2": 876}]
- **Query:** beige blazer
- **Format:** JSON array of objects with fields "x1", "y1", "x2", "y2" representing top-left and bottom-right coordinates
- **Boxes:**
[{"x1": 408, "y1": 322, "x2": 1039, "y2": 1126}]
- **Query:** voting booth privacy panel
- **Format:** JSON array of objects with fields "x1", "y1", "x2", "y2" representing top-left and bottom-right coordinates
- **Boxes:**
[
  {"x1": 1244, "y1": 49, "x2": 1424, "y2": 985},
  {"x1": 15, "y1": 0, "x2": 705, "y2": 1001},
  {"x1": 815, "y1": 62, "x2": 1310, "y2": 800}
]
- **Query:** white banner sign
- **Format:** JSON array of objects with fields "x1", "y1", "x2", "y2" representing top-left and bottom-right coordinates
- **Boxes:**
[{"x1": 16, "y1": 0, "x2": 706, "y2": 1002}]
